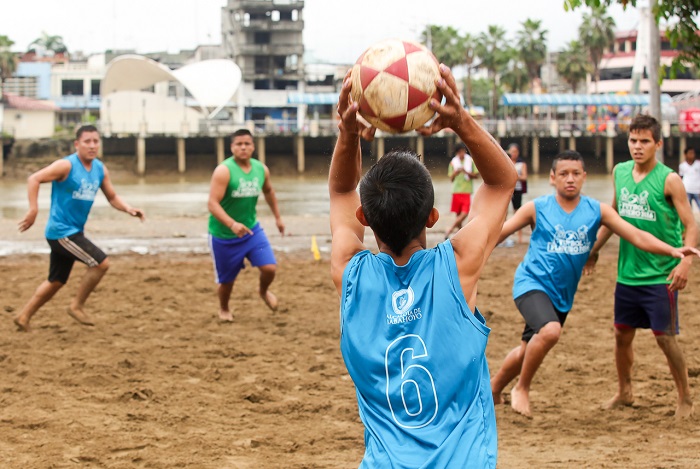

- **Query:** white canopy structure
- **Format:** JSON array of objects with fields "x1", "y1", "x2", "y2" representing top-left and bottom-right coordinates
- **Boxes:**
[{"x1": 100, "y1": 55, "x2": 242, "y2": 135}]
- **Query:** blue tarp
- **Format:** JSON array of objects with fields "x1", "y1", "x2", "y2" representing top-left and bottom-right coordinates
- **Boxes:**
[{"x1": 501, "y1": 93, "x2": 672, "y2": 107}]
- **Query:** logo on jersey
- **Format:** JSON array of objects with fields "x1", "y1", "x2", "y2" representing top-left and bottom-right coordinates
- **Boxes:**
[
  {"x1": 232, "y1": 177, "x2": 261, "y2": 198},
  {"x1": 388, "y1": 287, "x2": 422, "y2": 325},
  {"x1": 72, "y1": 179, "x2": 100, "y2": 201},
  {"x1": 618, "y1": 188, "x2": 656, "y2": 221},
  {"x1": 547, "y1": 224, "x2": 591, "y2": 255}
]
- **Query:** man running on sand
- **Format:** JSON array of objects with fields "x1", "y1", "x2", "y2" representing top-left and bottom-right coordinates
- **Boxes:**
[
  {"x1": 14, "y1": 125, "x2": 145, "y2": 331},
  {"x1": 207, "y1": 129, "x2": 285, "y2": 322},
  {"x1": 490, "y1": 150, "x2": 699, "y2": 417}
]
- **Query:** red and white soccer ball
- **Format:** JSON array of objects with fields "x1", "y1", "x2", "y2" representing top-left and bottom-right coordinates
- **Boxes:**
[{"x1": 350, "y1": 39, "x2": 441, "y2": 133}]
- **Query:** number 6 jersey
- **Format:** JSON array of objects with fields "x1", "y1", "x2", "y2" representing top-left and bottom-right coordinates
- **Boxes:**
[{"x1": 340, "y1": 241, "x2": 497, "y2": 468}]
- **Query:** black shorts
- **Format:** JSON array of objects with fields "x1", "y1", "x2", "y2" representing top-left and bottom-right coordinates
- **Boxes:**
[
  {"x1": 515, "y1": 290, "x2": 568, "y2": 342},
  {"x1": 511, "y1": 190, "x2": 523, "y2": 211},
  {"x1": 47, "y1": 233, "x2": 107, "y2": 284},
  {"x1": 614, "y1": 283, "x2": 679, "y2": 336}
]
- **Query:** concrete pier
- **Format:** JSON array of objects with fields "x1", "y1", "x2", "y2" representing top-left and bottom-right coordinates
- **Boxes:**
[
  {"x1": 216, "y1": 137, "x2": 225, "y2": 164},
  {"x1": 295, "y1": 135, "x2": 305, "y2": 173},
  {"x1": 136, "y1": 136, "x2": 146, "y2": 176},
  {"x1": 177, "y1": 138, "x2": 186, "y2": 173},
  {"x1": 531, "y1": 136, "x2": 540, "y2": 174},
  {"x1": 255, "y1": 136, "x2": 266, "y2": 165}
]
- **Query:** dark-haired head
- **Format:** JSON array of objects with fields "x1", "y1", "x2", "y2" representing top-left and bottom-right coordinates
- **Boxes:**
[
  {"x1": 455, "y1": 143, "x2": 468, "y2": 155},
  {"x1": 629, "y1": 114, "x2": 661, "y2": 142},
  {"x1": 359, "y1": 149, "x2": 435, "y2": 256},
  {"x1": 231, "y1": 128, "x2": 253, "y2": 142},
  {"x1": 551, "y1": 150, "x2": 585, "y2": 173},
  {"x1": 76, "y1": 125, "x2": 99, "y2": 140}
]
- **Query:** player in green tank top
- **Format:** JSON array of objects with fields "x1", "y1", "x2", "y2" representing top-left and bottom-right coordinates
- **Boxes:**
[
  {"x1": 207, "y1": 129, "x2": 285, "y2": 323},
  {"x1": 588, "y1": 115, "x2": 698, "y2": 418}
]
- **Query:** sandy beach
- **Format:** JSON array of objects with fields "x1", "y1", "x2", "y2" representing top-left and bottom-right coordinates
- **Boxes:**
[{"x1": 2, "y1": 157, "x2": 700, "y2": 468}]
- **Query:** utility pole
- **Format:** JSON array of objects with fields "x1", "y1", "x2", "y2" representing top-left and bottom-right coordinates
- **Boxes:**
[{"x1": 648, "y1": 0, "x2": 663, "y2": 161}]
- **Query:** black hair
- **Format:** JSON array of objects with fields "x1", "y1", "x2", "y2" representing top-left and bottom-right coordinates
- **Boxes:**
[
  {"x1": 629, "y1": 114, "x2": 661, "y2": 142},
  {"x1": 76, "y1": 125, "x2": 99, "y2": 140},
  {"x1": 455, "y1": 143, "x2": 468, "y2": 153},
  {"x1": 359, "y1": 149, "x2": 434, "y2": 256},
  {"x1": 684, "y1": 147, "x2": 695, "y2": 156},
  {"x1": 551, "y1": 150, "x2": 585, "y2": 172},
  {"x1": 507, "y1": 143, "x2": 519, "y2": 151},
  {"x1": 231, "y1": 128, "x2": 253, "y2": 142}
]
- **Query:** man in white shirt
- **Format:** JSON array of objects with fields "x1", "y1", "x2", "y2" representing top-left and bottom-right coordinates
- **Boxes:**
[{"x1": 679, "y1": 147, "x2": 700, "y2": 212}]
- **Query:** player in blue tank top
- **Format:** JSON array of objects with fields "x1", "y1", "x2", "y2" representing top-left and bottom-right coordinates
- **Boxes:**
[
  {"x1": 329, "y1": 65, "x2": 518, "y2": 468},
  {"x1": 490, "y1": 151, "x2": 698, "y2": 417},
  {"x1": 14, "y1": 125, "x2": 145, "y2": 332}
]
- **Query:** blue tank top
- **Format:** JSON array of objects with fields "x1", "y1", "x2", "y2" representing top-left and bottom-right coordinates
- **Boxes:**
[
  {"x1": 46, "y1": 153, "x2": 105, "y2": 240},
  {"x1": 340, "y1": 241, "x2": 497, "y2": 469},
  {"x1": 513, "y1": 195, "x2": 601, "y2": 312}
]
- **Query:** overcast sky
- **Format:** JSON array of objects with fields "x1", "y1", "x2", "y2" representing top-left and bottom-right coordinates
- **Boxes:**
[{"x1": 1, "y1": 0, "x2": 644, "y2": 63}]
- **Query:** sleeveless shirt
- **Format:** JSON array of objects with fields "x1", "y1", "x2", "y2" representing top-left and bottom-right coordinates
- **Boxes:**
[
  {"x1": 513, "y1": 195, "x2": 601, "y2": 312},
  {"x1": 208, "y1": 157, "x2": 265, "y2": 239},
  {"x1": 614, "y1": 160, "x2": 682, "y2": 285},
  {"x1": 340, "y1": 242, "x2": 497, "y2": 468},
  {"x1": 45, "y1": 153, "x2": 104, "y2": 240}
]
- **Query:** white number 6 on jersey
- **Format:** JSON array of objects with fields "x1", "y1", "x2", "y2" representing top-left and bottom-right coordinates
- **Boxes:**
[{"x1": 385, "y1": 334, "x2": 438, "y2": 429}]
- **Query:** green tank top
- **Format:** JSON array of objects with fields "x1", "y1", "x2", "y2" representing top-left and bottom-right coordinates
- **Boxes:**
[
  {"x1": 614, "y1": 160, "x2": 682, "y2": 285},
  {"x1": 208, "y1": 157, "x2": 265, "y2": 239}
]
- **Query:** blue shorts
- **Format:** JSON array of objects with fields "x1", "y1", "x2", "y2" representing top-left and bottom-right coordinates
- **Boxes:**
[
  {"x1": 614, "y1": 283, "x2": 679, "y2": 336},
  {"x1": 209, "y1": 224, "x2": 276, "y2": 284}
]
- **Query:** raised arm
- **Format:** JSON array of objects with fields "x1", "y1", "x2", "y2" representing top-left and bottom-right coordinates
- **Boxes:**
[
  {"x1": 17, "y1": 159, "x2": 71, "y2": 232},
  {"x1": 261, "y1": 165, "x2": 285, "y2": 235},
  {"x1": 100, "y1": 167, "x2": 145, "y2": 221},
  {"x1": 419, "y1": 64, "x2": 517, "y2": 298},
  {"x1": 329, "y1": 73, "x2": 376, "y2": 293},
  {"x1": 584, "y1": 167, "x2": 617, "y2": 275}
]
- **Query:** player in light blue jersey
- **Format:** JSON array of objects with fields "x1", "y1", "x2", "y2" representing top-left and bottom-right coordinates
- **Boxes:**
[
  {"x1": 14, "y1": 125, "x2": 144, "y2": 331},
  {"x1": 329, "y1": 65, "x2": 518, "y2": 468},
  {"x1": 490, "y1": 151, "x2": 698, "y2": 417}
]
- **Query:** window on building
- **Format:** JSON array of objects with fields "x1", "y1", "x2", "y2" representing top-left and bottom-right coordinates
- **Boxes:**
[
  {"x1": 255, "y1": 79, "x2": 272, "y2": 90},
  {"x1": 243, "y1": 13, "x2": 250, "y2": 27},
  {"x1": 254, "y1": 32, "x2": 271, "y2": 44},
  {"x1": 90, "y1": 80, "x2": 101, "y2": 96},
  {"x1": 291, "y1": 9, "x2": 298, "y2": 21},
  {"x1": 61, "y1": 79, "x2": 83, "y2": 96},
  {"x1": 271, "y1": 10, "x2": 280, "y2": 21},
  {"x1": 599, "y1": 67, "x2": 633, "y2": 80},
  {"x1": 286, "y1": 54, "x2": 298, "y2": 70},
  {"x1": 631, "y1": 41, "x2": 637, "y2": 51},
  {"x1": 255, "y1": 56, "x2": 269, "y2": 74}
]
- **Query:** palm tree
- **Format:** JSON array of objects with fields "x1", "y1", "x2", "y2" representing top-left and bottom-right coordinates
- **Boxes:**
[
  {"x1": 557, "y1": 40, "x2": 591, "y2": 93},
  {"x1": 501, "y1": 48, "x2": 529, "y2": 94},
  {"x1": 422, "y1": 25, "x2": 463, "y2": 69},
  {"x1": 476, "y1": 25, "x2": 510, "y2": 117},
  {"x1": 0, "y1": 35, "x2": 18, "y2": 102},
  {"x1": 516, "y1": 19, "x2": 548, "y2": 92},
  {"x1": 28, "y1": 31, "x2": 68, "y2": 55},
  {"x1": 461, "y1": 33, "x2": 478, "y2": 108},
  {"x1": 579, "y1": 6, "x2": 615, "y2": 93}
]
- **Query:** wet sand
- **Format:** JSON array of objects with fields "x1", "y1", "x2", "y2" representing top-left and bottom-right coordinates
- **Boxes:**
[{"x1": 2, "y1": 215, "x2": 700, "y2": 468}]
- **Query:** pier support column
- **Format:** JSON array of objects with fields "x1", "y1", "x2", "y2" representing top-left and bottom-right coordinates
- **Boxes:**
[
  {"x1": 255, "y1": 136, "x2": 266, "y2": 165},
  {"x1": 559, "y1": 137, "x2": 566, "y2": 153},
  {"x1": 568, "y1": 136, "x2": 576, "y2": 151},
  {"x1": 522, "y1": 136, "x2": 529, "y2": 158},
  {"x1": 177, "y1": 138, "x2": 186, "y2": 174},
  {"x1": 594, "y1": 136, "x2": 601, "y2": 158},
  {"x1": 216, "y1": 137, "x2": 225, "y2": 164},
  {"x1": 136, "y1": 136, "x2": 146, "y2": 176},
  {"x1": 679, "y1": 135, "x2": 687, "y2": 167},
  {"x1": 606, "y1": 137, "x2": 614, "y2": 173},
  {"x1": 532, "y1": 136, "x2": 540, "y2": 174},
  {"x1": 295, "y1": 135, "x2": 305, "y2": 173},
  {"x1": 376, "y1": 137, "x2": 385, "y2": 160},
  {"x1": 416, "y1": 136, "x2": 424, "y2": 163},
  {"x1": 0, "y1": 142, "x2": 4, "y2": 177}
]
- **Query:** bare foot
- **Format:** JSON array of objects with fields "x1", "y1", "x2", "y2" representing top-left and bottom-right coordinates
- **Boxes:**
[
  {"x1": 219, "y1": 310, "x2": 234, "y2": 322},
  {"x1": 492, "y1": 392, "x2": 504, "y2": 405},
  {"x1": 260, "y1": 290, "x2": 278, "y2": 312},
  {"x1": 510, "y1": 387, "x2": 532, "y2": 417},
  {"x1": 13, "y1": 316, "x2": 30, "y2": 332},
  {"x1": 675, "y1": 398, "x2": 694, "y2": 419},
  {"x1": 602, "y1": 392, "x2": 634, "y2": 410},
  {"x1": 67, "y1": 306, "x2": 95, "y2": 326}
]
